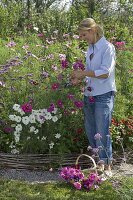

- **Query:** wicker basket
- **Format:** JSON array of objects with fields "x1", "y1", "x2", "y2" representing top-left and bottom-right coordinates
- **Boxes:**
[{"x1": 75, "y1": 154, "x2": 97, "y2": 174}]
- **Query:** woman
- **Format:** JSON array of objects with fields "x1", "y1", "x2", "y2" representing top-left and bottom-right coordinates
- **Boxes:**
[{"x1": 71, "y1": 18, "x2": 116, "y2": 176}]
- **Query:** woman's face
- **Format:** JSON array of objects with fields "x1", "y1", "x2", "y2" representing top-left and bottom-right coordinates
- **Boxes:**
[{"x1": 79, "y1": 29, "x2": 95, "y2": 44}]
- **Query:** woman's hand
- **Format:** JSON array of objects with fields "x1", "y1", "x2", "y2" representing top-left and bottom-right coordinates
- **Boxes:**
[
  {"x1": 71, "y1": 78, "x2": 82, "y2": 86},
  {"x1": 71, "y1": 71, "x2": 85, "y2": 79}
]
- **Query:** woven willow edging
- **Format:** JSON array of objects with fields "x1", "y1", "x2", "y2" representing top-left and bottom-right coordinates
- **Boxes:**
[
  {"x1": 0, "y1": 153, "x2": 94, "y2": 170},
  {"x1": 0, "y1": 151, "x2": 133, "y2": 170}
]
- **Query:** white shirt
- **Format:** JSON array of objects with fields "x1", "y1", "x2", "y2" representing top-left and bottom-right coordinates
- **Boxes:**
[{"x1": 84, "y1": 36, "x2": 117, "y2": 96}]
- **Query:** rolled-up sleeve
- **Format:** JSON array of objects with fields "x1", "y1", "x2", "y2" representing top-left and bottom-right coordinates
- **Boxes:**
[{"x1": 94, "y1": 45, "x2": 116, "y2": 77}]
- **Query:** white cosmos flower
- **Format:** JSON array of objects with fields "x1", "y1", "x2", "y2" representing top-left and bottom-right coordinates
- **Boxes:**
[
  {"x1": 34, "y1": 129, "x2": 39, "y2": 134},
  {"x1": 13, "y1": 104, "x2": 20, "y2": 111},
  {"x1": 27, "y1": 137, "x2": 31, "y2": 140},
  {"x1": 11, "y1": 149, "x2": 19, "y2": 154},
  {"x1": 41, "y1": 136, "x2": 47, "y2": 140},
  {"x1": 14, "y1": 131, "x2": 20, "y2": 143},
  {"x1": 9, "y1": 115, "x2": 17, "y2": 121},
  {"x1": 33, "y1": 27, "x2": 39, "y2": 31},
  {"x1": 22, "y1": 116, "x2": 30, "y2": 125},
  {"x1": 41, "y1": 109, "x2": 47, "y2": 114},
  {"x1": 52, "y1": 116, "x2": 58, "y2": 122},
  {"x1": 36, "y1": 114, "x2": 45, "y2": 124},
  {"x1": 55, "y1": 133, "x2": 61, "y2": 139},
  {"x1": 15, "y1": 116, "x2": 21, "y2": 123},
  {"x1": 30, "y1": 126, "x2": 36, "y2": 132},
  {"x1": 29, "y1": 114, "x2": 36, "y2": 123},
  {"x1": 15, "y1": 124, "x2": 22, "y2": 132},
  {"x1": 17, "y1": 108, "x2": 25, "y2": 115},
  {"x1": 49, "y1": 142, "x2": 54, "y2": 149},
  {"x1": 9, "y1": 142, "x2": 15, "y2": 149},
  {"x1": 32, "y1": 110, "x2": 38, "y2": 115},
  {"x1": 45, "y1": 113, "x2": 52, "y2": 120}
]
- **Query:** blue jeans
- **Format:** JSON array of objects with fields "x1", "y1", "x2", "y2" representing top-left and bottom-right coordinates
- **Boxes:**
[{"x1": 84, "y1": 91, "x2": 115, "y2": 165}]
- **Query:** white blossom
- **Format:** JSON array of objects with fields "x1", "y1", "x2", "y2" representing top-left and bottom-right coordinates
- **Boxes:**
[
  {"x1": 29, "y1": 114, "x2": 36, "y2": 123},
  {"x1": 14, "y1": 131, "x2": 20, "y2": 143},
  {"x1": 49, "y1": 142, "x2": 54, "y2": 149},
  {"x1": 15, "y1": 124, "x2": 22, "y2": 132},
  {"x1": 13, "y1": 104, "x2": 20, "y2": 111},
  {"x1": 34, "y1": 129, "x2": 39, "y2": 134},
  {"x1": 30, "y1": 126, "x2": 36, "y2": 132},
  {"x1": 22, "y1": 116, "x2": 30, "y2": 125},
  {"x1": 33, "y1": 27, "x2": 39, "y2": 31},
  {"x1": 17, "y1": 108, "x2": 25, "y2": 115},
  {"x1": 55, "y1": 133, "x2": 61, "y2": 139},
  {"x1": 52, "y1": 116, "x2": 58, "y2": 122},
  {"x1": 41, "y1": 136, "x2": 47, "y2": 140},
  {"x1": 45, "y1": 113, "x2": 52, "y2": 120},
  {"x1": 9, "y1": 114, "x2": 17, "y2": 121},
  {"x1": 11, "y1": 149, "x2": 19, "y2": 154},
  {"x1": 15, "y1": 116, "x2": 21, "y2": 123}
]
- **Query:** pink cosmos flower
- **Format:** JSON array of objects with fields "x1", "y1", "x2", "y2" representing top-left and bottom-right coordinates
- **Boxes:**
[
  {"x1": 57, "y1": 100, "x2": 64, "y2": 108},
  {"x1": 47, "y1": 103, "x2": 55, "y2": 113},
  {"x1": 74, "y1": 101, "x2": 84, "y2": 109},
  {"x1": 22, "y1": 45, "x2": 29, "y2": 49},
  {"x1": 57, "y1": 73, "x2": 63, "y2": 81},
  {"x1": 4, "y1": 127, "x2": 13, "y2": 133},
  {"x1": 115, "y1": 41, "x2": 125, "y2": 49},
  {"x1": 73, "y1": 182, "x2": 82, "y2": 190},
  {"x1": 51, "y1": 65, "x2": 58, "y2": 71},
  {"x1": 73, "y1": 60, "x2": 85, "y2": 70},
  {"x1": 67, "y1": 94, "x2": 74, "y2": 100},
  {"x1": 37, "y1": 33, "x2": 44, "y2": 37},
  {"x1": 63, "y1": 110, "x2": 70, "y2": 116},
  {"x1": 59, "y1": 54, "x2": 66, "y2": 60},
  {"x1": 51, "y1": 83, "x2": 60, "y2": 90},
  {"x1": 21, "y1": 102, "x2": 32, "y2": 113},
  {"x1": 73, "y1": 35, "x2": 79, "y2": 39},
  {"x1": 6, "y1": 41, "x2": 16, "y2": 48},
  {"x1": 61, "y1": 59, "x2": 68, "y2": 69}
]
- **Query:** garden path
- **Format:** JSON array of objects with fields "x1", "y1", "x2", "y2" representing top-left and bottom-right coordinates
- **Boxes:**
[{"x1": 0, "y1": 163, "x2": 133, "y2": 183}]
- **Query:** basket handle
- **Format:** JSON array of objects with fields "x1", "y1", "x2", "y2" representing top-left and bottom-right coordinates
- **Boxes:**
[{"x1": 75, "y1": 154, "x2": 97, "y2": 172}]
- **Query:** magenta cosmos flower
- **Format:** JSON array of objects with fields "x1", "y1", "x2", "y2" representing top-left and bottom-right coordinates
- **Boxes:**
[
  {"x1": 51, "y1": 83, "x2": 60, "y2": 90},
  {"x1": 74, "y1": 101, "x2": 84, "y2": 109},
  {"x1": 73, "y1": 60, "x2": 85, "y2": 70},
  {"x1": 21, "y1": 102, "x2": 32, "y2": 113},
  {"x1": 73, "y1": 182, "x2": 82, "y2": 190}
]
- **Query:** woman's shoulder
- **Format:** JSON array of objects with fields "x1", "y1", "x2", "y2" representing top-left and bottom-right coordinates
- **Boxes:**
[{"x1": 104, "y1": 40, "x2": 116, "y2": 52}]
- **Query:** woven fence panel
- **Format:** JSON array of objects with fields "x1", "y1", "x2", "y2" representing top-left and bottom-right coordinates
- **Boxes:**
[{"x1": 0, "y1": 151, "x2": 133, "y2": 170}]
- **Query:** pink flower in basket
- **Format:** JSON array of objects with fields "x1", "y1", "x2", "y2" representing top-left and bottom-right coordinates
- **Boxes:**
[
  {"x1": 82, "y1": 173, "x2": 102, "y2": 191},
  {"x1": 60, "y1": 167, "x2": 84, "y2": 182},
  {"x1": 73, "y1": 182, "x2": 82, "y2": 190}
]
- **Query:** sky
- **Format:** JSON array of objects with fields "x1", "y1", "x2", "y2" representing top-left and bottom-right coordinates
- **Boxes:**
[{"x1": 59, "y1": 0, "x2": 72, "y2": 10}]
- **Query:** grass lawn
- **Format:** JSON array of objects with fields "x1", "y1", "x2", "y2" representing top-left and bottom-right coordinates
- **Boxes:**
[{"x1": 0, "y1": 177, "x2": 133, "y2": 200}]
